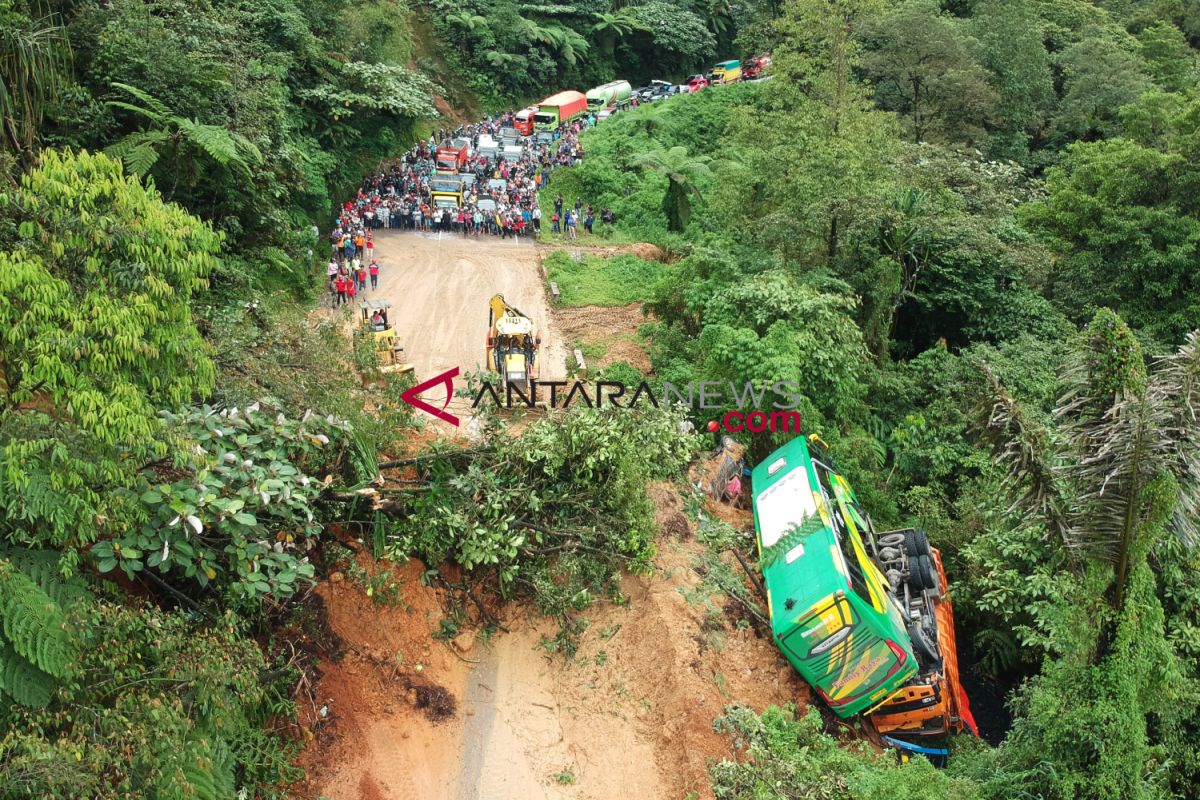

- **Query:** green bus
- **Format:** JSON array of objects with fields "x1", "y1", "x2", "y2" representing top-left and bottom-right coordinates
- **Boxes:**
[{"x1": 752, "y1": 435, "x2": 918, "y2": 717}]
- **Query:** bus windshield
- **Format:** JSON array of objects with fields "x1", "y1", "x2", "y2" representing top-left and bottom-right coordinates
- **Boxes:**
[
  {"x1": 533, "y1": 112, "x2": 556, "y2": 124},
  {"x1": 754, "y1": 463, "x2": 818, "y2": 549}
]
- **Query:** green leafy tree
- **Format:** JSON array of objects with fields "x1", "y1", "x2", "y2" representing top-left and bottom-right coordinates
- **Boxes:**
[
  {"x1": 716, "y1": 0, "x2": 896, "y2": 262},
  {"x1": 1020, "y1": 137, "x2": 1200, "y2": 342},
  {"x1": 628, "y1": 1, "x2": 717, "y2": 73},
  {"x1": 1137, "y1": 21, "x2": 1197, "y2": 93},
  {"x1": 630, "y1": 144, "x2": 713, "y2": 232},
  {"x1": 861, "y1": 0, "x2": 999, "y2": 143},
  {"x1": 1050, "y1": 32, "x2": 1153, "y2": 143},
  {"x1": 967, "y1": 0, "x2": 1055, "y2": 158},
  {"x1": 0, "y1": 148, "x2": 220, "y2": 549}
]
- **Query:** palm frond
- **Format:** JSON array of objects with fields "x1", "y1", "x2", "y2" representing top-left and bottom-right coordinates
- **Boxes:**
[
  {"x1": 974, "y1": 361, "x2": 1071, "y2": 547},
  {"x1": 1147, "y1": 330, "x2": 1200, "y2": 547}
]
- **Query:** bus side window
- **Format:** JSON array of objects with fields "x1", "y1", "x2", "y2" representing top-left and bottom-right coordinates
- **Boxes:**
[{"x1": 815, "y1": 465, "x2": 874, "y2": 605}]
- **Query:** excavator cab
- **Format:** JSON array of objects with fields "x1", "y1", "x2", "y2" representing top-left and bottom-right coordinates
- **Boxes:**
[
  {"x1": 359, "y1": 300, "x2": 414, "y2": 374},
  {"x1": 486, "y1": 294, "x2": 540, "y2": 391}
]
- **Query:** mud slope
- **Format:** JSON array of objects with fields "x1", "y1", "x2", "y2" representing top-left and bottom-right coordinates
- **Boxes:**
[
  {"x1": 295, "y1": 489, "x2": 807, "y2": 800},
  {"x1": 368, "y1": 231, "x2": 568, "y2": 423}
]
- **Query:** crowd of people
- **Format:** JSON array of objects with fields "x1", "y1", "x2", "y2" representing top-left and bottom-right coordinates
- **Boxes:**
[
  {"x1": 323, "y1": 106, "x2": 630, "y2": 307},
  {"x1": 325, "y1": 109, "x2": 619, "y2": 301}
]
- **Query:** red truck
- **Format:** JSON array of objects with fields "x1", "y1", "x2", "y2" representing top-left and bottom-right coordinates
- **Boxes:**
[
  {"x1": 513, "y1": 105, "x2": 538, "y2": 137},
  {"x1": 435, "y1": 141, "x2": 469, "y2": 173},
  {"x1": 742, "y1": 54, "x2": 772, "y2": 81}
]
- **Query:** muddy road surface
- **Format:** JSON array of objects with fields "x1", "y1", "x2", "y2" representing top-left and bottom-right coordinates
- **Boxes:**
[{"x1": 367, "y1": 230, "x2": 568, "y2": 428}]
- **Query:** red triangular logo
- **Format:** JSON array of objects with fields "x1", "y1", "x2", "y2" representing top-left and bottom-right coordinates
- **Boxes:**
[{"x1": 400, "y1": 367, "x2": 460, "y2": 426}]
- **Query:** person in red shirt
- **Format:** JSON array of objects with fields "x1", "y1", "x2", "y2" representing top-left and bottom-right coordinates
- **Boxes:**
[
  {"x1": 346, "y1": 276, "x2": 357, "y2": 301},
  {"x1": 356, "y1": 263, "x2": 368, "y2": 292},
  {"x1": 335, "y1": 275, "x2": 348, "y2": 307},
  {"x1": 369, "y1": 259, "x2": 380, "y2": 290}
]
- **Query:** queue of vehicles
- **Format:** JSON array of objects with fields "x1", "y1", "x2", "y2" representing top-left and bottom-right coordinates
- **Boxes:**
[{"x1": 427, "y1": 55, "x2": 774, "y2": 216}]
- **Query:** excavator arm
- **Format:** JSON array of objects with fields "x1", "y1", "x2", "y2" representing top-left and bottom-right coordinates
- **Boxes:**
[{"x1": 488, "y1": 293, "x2": 528, "y2": 327}]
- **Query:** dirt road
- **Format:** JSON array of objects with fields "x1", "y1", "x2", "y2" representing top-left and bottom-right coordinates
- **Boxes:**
[{"x1": 368, "y1": 230, "x2": 568, "y2": 428}]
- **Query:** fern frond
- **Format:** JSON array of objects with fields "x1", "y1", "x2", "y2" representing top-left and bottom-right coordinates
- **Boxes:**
[
  {"x1": 0, "y1": 642, "x2": 55, "y2": 708},
  {"x1": 181, "y1": 121, "x2": 239, "y2": 165},
  {"x1": 0, "y1": 560, "x2": 74, "y2": 679},
  {"x1": 0, "y1": 547, "x2": 91, "y2": 608},
  {"x1": 109, "y1": 81, "x2": 171, "y2": 119}
]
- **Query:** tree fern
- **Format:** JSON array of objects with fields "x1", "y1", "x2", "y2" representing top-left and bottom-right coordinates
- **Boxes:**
[
  {"x1": 0, "y1": 642, "x2": 55, "y2": 708},
  {"x1": 0, "y1": 559, "x2": 73, "y2": 680}
]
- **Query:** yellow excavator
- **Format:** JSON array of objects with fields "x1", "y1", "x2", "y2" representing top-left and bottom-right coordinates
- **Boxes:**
[
  {"x1": 359, "y1": 299, "x2": 414, "y2": 375},
  {"x1": 486, "y1": 294, "x2": 540, "y2": 392}
]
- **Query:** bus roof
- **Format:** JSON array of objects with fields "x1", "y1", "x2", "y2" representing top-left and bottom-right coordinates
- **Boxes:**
[
  {"x1": 540, "y1": 90, "x2": 585, "y2": 106},
  {"x1": 752, "y1": 437, "x2": 845, "y2": 626}
]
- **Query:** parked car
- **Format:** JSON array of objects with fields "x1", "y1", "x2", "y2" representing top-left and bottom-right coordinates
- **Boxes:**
[
  {"x1": 686, "y1": 74, "x2": 709, "y2": 93},
  {"x1": 597, "y1": 106, "x2": 617, "y2": 122},
  {"x1": 632, "y1": 80, "x2": 669, "y2": 103}
]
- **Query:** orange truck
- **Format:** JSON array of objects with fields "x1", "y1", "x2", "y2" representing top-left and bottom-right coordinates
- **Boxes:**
[{"x1": 534, "y1": 90, "x2": 587, "y2": 133}]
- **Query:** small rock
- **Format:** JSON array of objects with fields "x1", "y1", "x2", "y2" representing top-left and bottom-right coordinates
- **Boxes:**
[
  {"x1": 778, "y1": 666, "x2": 793, "y2": 685},
  {"x1": 452, "y1": 629, "x2": 476, "y2": 655},
  {"x1": 329, "y1": 571, "x2": 344, "y2": 583},
  {"x1": 466, "y1": 708, "x2": 476, "y2": 717}
]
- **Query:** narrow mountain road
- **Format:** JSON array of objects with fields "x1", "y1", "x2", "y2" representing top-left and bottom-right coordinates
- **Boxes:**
[{"x1": 367, "y1": 230, "x2": 569, "y2": 430}]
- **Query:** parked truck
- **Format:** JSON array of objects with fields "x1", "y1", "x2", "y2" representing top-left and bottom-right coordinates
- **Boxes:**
[
  {"x1": 534, "y1": 90, "x2": 587, "y2": 133},
  {"x1": 585, "y1": 80, "x2": 632, "y2": 112},
  {"x1": 435, "y1": 141, "x2": 468, "y2": 173},
  {"x1": 429, "y1": 175, "x2": 463, "y2": 210},
  {"x1": 514, "y1": 105, "x2": 539, "y2": 136},
  {"x1": 751, "y1": 435, "x2": 977, "y2": 763},
  {"x1": 708, "y1": 59, "x2": 742, "y2": 85}
]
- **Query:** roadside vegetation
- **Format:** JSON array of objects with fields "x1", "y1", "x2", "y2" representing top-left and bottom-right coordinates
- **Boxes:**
[
  {"x1": 0, "y1": 0, "x2": 1199, "y2": 796},
  {"x1": 545, "y1": 251, "x2": 673, "y2": 306}
]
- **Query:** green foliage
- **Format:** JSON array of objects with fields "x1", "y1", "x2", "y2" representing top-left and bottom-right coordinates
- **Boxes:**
[
  {"x1": 710, "y1": 703, "x2": 983, "y2": 798},
  {"x1": 544, "y1": 251, "x2": 673, "y2": 306},
  {"x1": 0, "y1": 149, "x2": 219, "y2": 549},
  {"x1": 389, "y1": 408, "x2": 697, "y2": 619},
  {"x1": 90, "y1": 401, "x2": 362, "y2": 604},
  {"x1": 861, "y1": 0, "x2": 999, "y2": 144},
  {"x1": 0, "y1": 3, "x2": 70, "y2": 158},
  {"x1": 1021, "y1": 137, "x2": 1200, "y2": 343},
  {"x1": 0, "y1": 603, "x2": 300, "y2": 798},
  {"x1": 105, "y1": 81, "x2": 262, "y2": 183},
  {"x1": 0, "y1": 554, "x2": 82, "y2": 709}
]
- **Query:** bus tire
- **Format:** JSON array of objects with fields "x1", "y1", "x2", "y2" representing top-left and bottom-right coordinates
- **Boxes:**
[
  {"x1": 917, "y1": 554, "x2": 937, "y2": 590},
  {"x1": 908, "y1": 620, "x2": 940, "y2": 666},
  {"x1": 904, "y1": 529, "x2": 930, "y2": 558}
]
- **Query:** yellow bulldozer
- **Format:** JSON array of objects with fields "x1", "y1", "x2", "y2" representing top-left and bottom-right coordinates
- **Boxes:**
[
  {"x1": 360, "y1": 299, "x2": 414, "y2": 375},
  {"x1": 486, "y1": 294, "x2": 540, "y2": 392}
]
